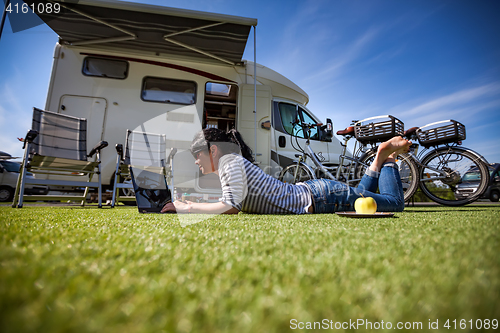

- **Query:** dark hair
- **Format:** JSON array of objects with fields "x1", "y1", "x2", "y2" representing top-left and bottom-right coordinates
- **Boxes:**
[{"x1": 190, "y1": 128, "x2": 255, "y2": 162}]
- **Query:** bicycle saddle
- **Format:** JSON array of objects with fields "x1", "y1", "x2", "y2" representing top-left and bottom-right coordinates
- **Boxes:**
[
  {"x1": 404, "y1": 127, "x2": 419, "y2": 138},
  {"x1": 336, "y1": 126, "x2": 355, "y2": 136}
]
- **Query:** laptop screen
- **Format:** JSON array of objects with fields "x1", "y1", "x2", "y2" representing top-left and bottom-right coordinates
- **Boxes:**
[{"x1": 129, "y1": 167, "x2": 172, "y2": 213}]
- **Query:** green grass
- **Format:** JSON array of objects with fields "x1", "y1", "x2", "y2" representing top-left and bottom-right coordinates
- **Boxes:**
[{"x1": 1, "y1": 204, "x2": 499, "y2": 332}]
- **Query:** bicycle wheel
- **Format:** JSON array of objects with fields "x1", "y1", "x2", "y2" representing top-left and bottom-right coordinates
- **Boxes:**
[
  {"x1": 355, "y1": 151, "x2": 420, "y2": 202},
  {"x1": 419, "y1": 147, "x2": 489, "y2": 206},
  {"x1": 278, "y1": 163, "x2": 314, "y2": 184}
]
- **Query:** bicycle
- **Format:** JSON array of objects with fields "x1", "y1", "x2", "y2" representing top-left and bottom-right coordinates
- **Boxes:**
[
  {"x1": 279, "y1": 116, "x2": 489, "y2": 206},
  {"x1": 278, "y1": 119, "x2": 337, "y2": 184},
  {"x1": 400, "y1": 119, "x2": 490, "y2": 206},
  {"x1": 278, "y1": 116, "x2": 420, "y2": 203},
  {"x1": 343, "y1": 115, "x2": 419, "y2": 202}
]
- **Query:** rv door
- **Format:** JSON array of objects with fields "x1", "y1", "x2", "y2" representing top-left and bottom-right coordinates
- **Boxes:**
[
  {"x1": 274, "y1": 102, "x2": 330, "y2": 172},
  {"x1": 58, "y1": 95, "x2": 107, "y2": 154}
]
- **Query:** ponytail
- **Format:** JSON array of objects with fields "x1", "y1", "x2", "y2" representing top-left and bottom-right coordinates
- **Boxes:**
[
  {"x1": 227, "y1": 129, "x2": 255, "y2": 162},
  {"x1": 190, "y1": 128, "x2": 255, "y2": 163}
]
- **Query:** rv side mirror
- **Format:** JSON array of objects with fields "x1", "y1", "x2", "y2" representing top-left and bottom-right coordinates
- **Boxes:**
[
  {"x1": 319, "y1": 118, "x2": 333, "y2": 142},
  {"x1": 325, "y1": 118, "x2": 333, "y2": 137}
]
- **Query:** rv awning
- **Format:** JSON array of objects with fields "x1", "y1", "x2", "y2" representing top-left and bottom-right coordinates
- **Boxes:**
[{"x1": 23, "y1": 0, "x2": 257, "y2": 65}]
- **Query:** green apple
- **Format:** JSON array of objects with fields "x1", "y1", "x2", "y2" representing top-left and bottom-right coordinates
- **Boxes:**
[{"x1": 354, "y1": 196, "x2": 377, "y2": 214}]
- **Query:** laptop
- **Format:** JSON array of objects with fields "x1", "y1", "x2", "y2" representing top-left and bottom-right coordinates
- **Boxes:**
[{"x1": 129, "y1": 167, "x2": 173, "y2": 213}]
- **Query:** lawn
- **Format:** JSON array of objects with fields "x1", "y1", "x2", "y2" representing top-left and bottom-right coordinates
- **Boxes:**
[{"x1": 0, "y1": 204, "x2": 499, "y2": 332}]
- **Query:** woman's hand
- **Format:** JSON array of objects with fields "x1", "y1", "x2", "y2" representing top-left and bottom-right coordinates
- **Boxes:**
[
  {"x1": 161, "y1": 202, "x2": 176, "y2": 213},
  {"x1": 161, "y1": 200, "x2": 239, "y2": 214},
  {"x1": 161, "y1": 200, "x2": 193, "y2": 214}
]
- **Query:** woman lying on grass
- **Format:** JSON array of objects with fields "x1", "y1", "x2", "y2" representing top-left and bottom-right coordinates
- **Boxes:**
[{"x1": 161, "y1": 128, "x2": 411, "y2": 214}]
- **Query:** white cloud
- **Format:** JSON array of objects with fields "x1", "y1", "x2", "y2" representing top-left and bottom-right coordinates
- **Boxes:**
[
  {"x1": 466, "y1": 138, "x2": 500, "y2": 164},
  {"x1": 399, "y1": 83, "x2": 500, "y2": 117},
  {"x1": 389, "y1": 83, "x2": 500, "y2": 164},
  {"x1": 468, "y1": 119, "x2": 500, "y2": 134},
  {"x1": 363, "y1": 45, "x2": 406, "y2": 66},
  {"x1": 387, "y1": 82, "x2": 500, "y2": 128},
  {"x1": 303, "y1": 27, "x2": 380, "y2": 83}
]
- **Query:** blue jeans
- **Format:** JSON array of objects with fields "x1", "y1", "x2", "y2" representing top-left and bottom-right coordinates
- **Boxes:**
[{"x1": 304, "y1": 163, "x2": 405, "y2": 213}]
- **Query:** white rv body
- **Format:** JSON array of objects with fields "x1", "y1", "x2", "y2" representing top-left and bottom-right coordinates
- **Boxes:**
[
  {"x1": 44, "y1": 44, "x2": 346, "y2": 193},
  {"x1": 34, "y1": 0, "x2": 347, "y2": 195}
]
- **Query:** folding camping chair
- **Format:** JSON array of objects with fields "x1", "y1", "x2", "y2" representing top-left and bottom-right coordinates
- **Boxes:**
[
  {"x1": 111, "y1": 130, "x2": 176, "y2": 209},
  {"x1": 12, "y1": 108, "x2": 108, "y2": 208},
  {"x1": 110, "y1": 142, "x2": 135, "y2": 207}
]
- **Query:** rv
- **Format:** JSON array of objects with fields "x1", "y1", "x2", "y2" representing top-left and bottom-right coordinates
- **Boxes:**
[{"x1": 30, "y1": 0, "x2": 346, "y2": 196}]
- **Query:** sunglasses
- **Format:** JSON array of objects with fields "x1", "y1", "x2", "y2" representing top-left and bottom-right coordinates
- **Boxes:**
[
  {"x1": 191, "y1": 142, "x2": 211, "y2": 159},
  {"x1": 191, "y1": 148, "x2": 209, "y2": 159}
]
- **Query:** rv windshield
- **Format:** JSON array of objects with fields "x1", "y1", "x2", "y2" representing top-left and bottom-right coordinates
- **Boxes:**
[
  {"x1": 0, "y1": 161, "x2": 20, "y2": 173},
  {"x1": 462, "y1": 171, "x2": 481, "y2": 181},
  {"x1": 463, "y1": 167, "x2": 497, "y2": 182}
]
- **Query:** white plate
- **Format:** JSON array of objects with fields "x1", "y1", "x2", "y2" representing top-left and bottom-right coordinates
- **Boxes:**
[{"x1": 335, "y1": 211, "x2": 395, "y2": 218}]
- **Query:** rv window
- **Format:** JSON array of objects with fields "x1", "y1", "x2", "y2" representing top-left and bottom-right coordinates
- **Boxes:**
[
  {"x1": 82, "y1": 57, "x2": 128, "y2": 79},
  {"x1": 206, "y1": 82, "x2": 231, "y2": 97},
  {"x1": 300, "y1": 108, "x2": 320, "y2": 140},
  {"x1": 278, "y1": 103, "x2": 304, "y2": 137},
  {"x1": 142, "y1": 77, "x2": 196, "y2": 105}
]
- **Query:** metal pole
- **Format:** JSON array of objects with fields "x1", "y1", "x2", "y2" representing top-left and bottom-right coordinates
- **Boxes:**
[
  {"x1": 0, "y1": 0, "x2": 11, "y2": 42},
  {"x1": 253, "y1": 25, "x2": 257, "y2": 162}
]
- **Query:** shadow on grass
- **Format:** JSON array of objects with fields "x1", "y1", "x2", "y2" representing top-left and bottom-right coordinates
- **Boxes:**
[{"x1": 403, "y1": 209, "x2": 491, "y2": 213}]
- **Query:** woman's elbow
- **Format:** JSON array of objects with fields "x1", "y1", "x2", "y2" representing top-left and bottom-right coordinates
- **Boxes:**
[{"x1": 224, "y1": 207, "x2": 240, "y2": 214}]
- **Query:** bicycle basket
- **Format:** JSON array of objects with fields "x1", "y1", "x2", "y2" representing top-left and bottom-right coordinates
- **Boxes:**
[
  {"x1": 354, "y1": 115, "x2": 404, "y2": 143},
  {"x1": 416, "y1": 120, "x2": 466, "y2": 147}
]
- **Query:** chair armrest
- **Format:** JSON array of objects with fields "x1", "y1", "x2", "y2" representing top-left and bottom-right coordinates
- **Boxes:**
[
  {"x1": 23, "y1": 130, "x2": 38, "y2": 149},
  {"x1": 88, "y1": 141, "x2": 109, "y2": 157},
  {"x1": 168, "y1": 148, "x2": 177, "y2": 162},
  {"x1": 115, "y1": 144, "x2": 124, "y2": 161}
]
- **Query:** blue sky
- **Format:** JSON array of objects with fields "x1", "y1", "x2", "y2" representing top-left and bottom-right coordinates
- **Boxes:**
[{"x1": 1, "y1": 0, "x2": 499, "y2": 163}]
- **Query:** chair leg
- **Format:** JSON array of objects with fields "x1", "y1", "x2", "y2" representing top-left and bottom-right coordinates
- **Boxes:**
[
  {"x1": 112, "y1": 174, "x2": 121, "y2": 208},
  {"x1": 169, "y1": 171, "x2": 175, "y2": 204},
  {"x1": 97, "y1": 162, "x2": 102, "y2": 209},
  {"x1": 12, "y1": 164, "x2": 23, "y2": 208},
  {"x1": 169, "y1": 157, "x2": 175, "y2": 203},
  {"x1": 111, "y1": 155, "x2": 121, "y2": 208},
  {"x1": 13, "y1": 144, "x2": 31, "y2": 208},
  {"x1": 82, "y1": 185, "x2": 89, "y2": 207},
  {"x1": 82, "y1": 171, "x2": 93, "y2": 207}
]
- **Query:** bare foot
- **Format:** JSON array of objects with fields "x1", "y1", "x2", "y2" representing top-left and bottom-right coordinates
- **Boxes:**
[
  {"x1": 378, "y1": 136, "x2": 411, "y2": 160},
  {"x1": 369, "y1": 136, "x2": 411, "y2": 173}
]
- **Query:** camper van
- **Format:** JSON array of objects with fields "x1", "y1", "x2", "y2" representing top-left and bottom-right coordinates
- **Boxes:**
[{"x1": 30, "y1": 0, "x2": 346, "y2": 196}]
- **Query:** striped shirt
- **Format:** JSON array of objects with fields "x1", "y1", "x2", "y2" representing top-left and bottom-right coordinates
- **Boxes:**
[{"x1": 218, "y1": 154, "x2": 312, "y2": 214}]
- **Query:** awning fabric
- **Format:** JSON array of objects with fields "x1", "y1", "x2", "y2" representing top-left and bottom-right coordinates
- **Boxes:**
[{"x1": 24, "y1": 0, "x2": 257, "y2": 65}]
